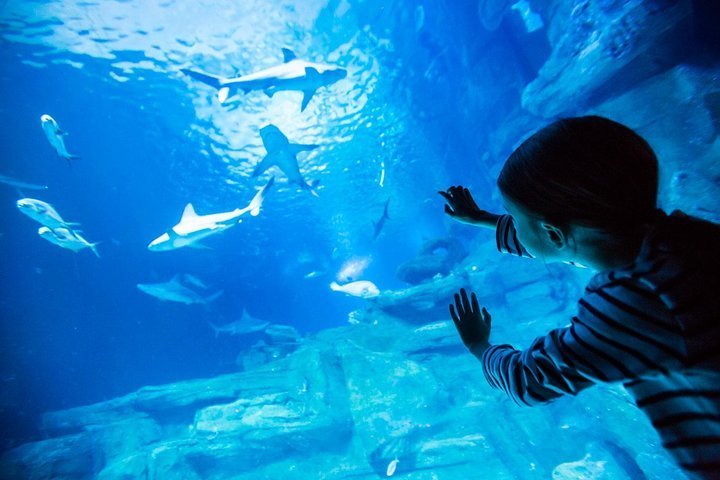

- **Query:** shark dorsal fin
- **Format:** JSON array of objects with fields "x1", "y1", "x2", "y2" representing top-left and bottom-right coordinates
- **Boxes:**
[
  {"x1": 181, "y1": 203, "x2": 198, "y2": 221},
  {"x1": 281, "y1": 48, "x2": 297, "y2": 63},
  {"x1": 304, "y1": 66, "x2": 320, "y2": 78}
]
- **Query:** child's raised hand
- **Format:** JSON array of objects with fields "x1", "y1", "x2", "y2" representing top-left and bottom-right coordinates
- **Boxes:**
[
  {"x1": 450, "y1": 288, "x2": 491, "y2": 357},
  {"x1": 438, "y1": 186, "x2": 487, "y2": 225}
]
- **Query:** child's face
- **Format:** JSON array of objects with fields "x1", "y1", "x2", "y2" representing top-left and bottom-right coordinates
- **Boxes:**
[{"x1": 501, "y1": 194, "x2": 571, "y2": 263}]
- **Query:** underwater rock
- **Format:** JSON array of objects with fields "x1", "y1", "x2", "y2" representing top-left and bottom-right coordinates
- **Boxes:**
[
  {"x1": 375, "y1": 270, "x2": 474, "y2": 324},
  {"x1": 236, "y1": 324, "x2": 302, "y2": 370},
  {"x1": 3, "y1": 347, "x2": 353, "y2": 479},
  {"x1": 0, "y1": 433, "x2": 97, "y2": 480},
  {"x1": 592, "y1": 64, "x2": 720, "y2": 220},
  {"x1": 523, "y1": 0, "x2": 692, "y2": 118},
  {"x1": 396, "y1": 237, "x2": 468, "y2": 285}
]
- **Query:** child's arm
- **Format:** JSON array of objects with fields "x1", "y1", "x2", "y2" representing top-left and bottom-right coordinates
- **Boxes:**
[
  {"x1": 439, "y1": 186, "x2": 532, "y2": 257},
  {"x1": 439, "y1": 186, "x2": 500, "y2": 228},
  {"x1": 480, "y1": 279, "x2": 684, "y2": 406}
]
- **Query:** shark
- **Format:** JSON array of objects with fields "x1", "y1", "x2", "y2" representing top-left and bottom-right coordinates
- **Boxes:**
[
  {"x1": 372, "y1": 198, "x2": 391, "y2": 239},
  {"x1": 207, "y1": 309, "x2": 270, "y2": 337},
  {"x1": 137, "y1": 274, "x2": 223, "y2": 305},
  {"x1": 38, "y1": 226, "x2": 100, "y2": 258},
  {"x1": 181, "y1": 48, "x2": 347, "y2": 111},
  {"x1": 17, "y1": 198, "x2": 78, "y2": 230},
  {"x1": 253, "y1": 124, "x2": 320, "y2": 197},
  {"x1": 148, "y1": 177, "x2": 274, "y2": 252},
  {"x1": 41, "y1": 114, "x2": 79, "y2": 163},
  {"x1": 0, "y1": 174, "x2": 48, "y2": 191}
]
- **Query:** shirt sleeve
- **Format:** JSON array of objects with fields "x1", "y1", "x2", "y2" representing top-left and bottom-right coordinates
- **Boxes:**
[
  {"x1": 481, "y1": 276, "x2": 686, "y2": 406},
  {"x1": 496, "y1": 214, "x2": 533, "y2": 258}
]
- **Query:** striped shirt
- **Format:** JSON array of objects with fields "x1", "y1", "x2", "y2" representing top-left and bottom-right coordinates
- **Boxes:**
[{"x1": 485, "y1": 211, "x2": 720, "y2": 479}]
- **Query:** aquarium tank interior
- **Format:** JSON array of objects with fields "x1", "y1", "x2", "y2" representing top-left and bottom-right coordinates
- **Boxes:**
[{"x1": 1, "y1": 0, "x2": 719, "y2": 478}]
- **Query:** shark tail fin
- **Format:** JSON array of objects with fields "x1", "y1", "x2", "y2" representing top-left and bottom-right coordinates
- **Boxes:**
[
  {"x1": 90, "y1": 242, "x2": 101, "y2": 258},
  {"x1": 245, "y1": 176, "x2": 275, "y2": 217},
  {"x1": 306, "y1": 178, "x2": 321, "y2": 198},
  {"x1": 207, "y1": 321, "x2": 220, "y2": 338},
  {"x1": 181, "y1": 68, "x2": 225, "y2": 89},
  {"x1": 206, "y1": 290, "x2": 224, "y2": 303}
]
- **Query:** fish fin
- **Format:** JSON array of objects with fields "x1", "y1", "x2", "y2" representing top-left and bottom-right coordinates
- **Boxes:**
[
  {"x1": 181, "y1": 203, "x2": 198, "y2": 221},
  {"x1": 218, "y1": 87, "x2": 231, "y2": 104},
  {"x1": 251, "y1": 155, "x2": 274, "y2": 178},
  {"x1": 281, "y1": 48, "x2": 297, "y2": 63},
  {"x1": 57, "y1": 128, "x2": 68, "y2": 136},
  {"x1": 181, "y1": 68, "x2": 225, "y2": 89},
  {"x1": 207, "y1": 321, "x2": 220, "y2": 338},
  {"x1": 90, "y1": 242, "x2": 101, "y2": 258},
  {"x1": 306, "y1": 178, "x2": 321, "y2": 198},
  {"x1": 329, "y1": 281, "x2": 341, "y2": 292},
  {"x1": 64, "y1": 221, "x2": 82, "y2": 227},
  {"x1": 245, "y1": 176, "x2": 274, "y2": 217},
  {"x1": 206, "y1": 290, "x2": 224, "y2": 303},
  {"x1": 291, "y1": 143, "x2": 319, "y2": 154},
  {"x1": 301, "y1": 88, "x2": 317, "y2": 112}
]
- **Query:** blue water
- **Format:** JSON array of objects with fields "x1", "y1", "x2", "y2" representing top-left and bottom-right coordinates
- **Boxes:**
[
  {"x1": 0, "y1": 0, "x2": 718, "y2": 478},
  {"x1": 0, "y1": 0, "x2": 511, "y2": 444}
]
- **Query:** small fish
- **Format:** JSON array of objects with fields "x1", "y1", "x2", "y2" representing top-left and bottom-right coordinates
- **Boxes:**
[
  {"x1": 17, "y1": 198, "x2": 78, "y2": 230},
  {"x1": 38, "y1": 226, "x2": 99, "y2": 257},
  {"x1": 330, "y1": 280, "x2": 380, "y2": 299},
  {"x1": 41, "y1": 114, "x2": 79, "y2": 162},
  {"x1": 414, "y1": 5, "x2": 425, "y2": 32},
  {"x1": 511, "y1": 0, "x2": 544, "y2": 33},
  {"x1": 137, "y1": 274, "x2": 222, "y2": 305},
  {"x1": 372, "y1": 199, "x2": 391, "y2": 240},
  {"x1": 0, "y1": 174, "x2": 48, "y2": 191},
  {"x1": 386, "y1": 458, "x2": 399, "y2": 476}
]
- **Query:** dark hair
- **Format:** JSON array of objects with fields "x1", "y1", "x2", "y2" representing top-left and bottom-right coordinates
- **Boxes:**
[{"x1": 497, "y1": 116, "x2": 659, "y2": 231}]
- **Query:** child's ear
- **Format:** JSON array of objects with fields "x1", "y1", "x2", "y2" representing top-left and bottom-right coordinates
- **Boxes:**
[{"x1": 541, "y1": 223, "x2": 565, "y2": 249}]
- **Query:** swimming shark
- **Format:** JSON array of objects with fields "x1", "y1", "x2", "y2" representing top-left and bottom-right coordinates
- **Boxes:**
[
  {"x1": 17, "y1": 198, "x2": 79, "y2": 230},
  {"x1": 253, "y1": 124, "x2": 320, "y2": 197},
  {"x1": 372, "y1": 198, "x2": 391, "y2": 239},
  {"x1": 148, "y1": 177, "x2": 274, "y2": 252},
  {"x1": 207, "y1": 309, "x2": 270, "y2": 337},
  {"x1": 41, "y1": 114, "x2": 79, "y2": 163},
  {"x1": 0, "y1": 174, "x2": 48, "y2": 191},
  {"x1": 181, "y1": 48, "x2": 347, "y2": 111},
  {"x1": 38, "y1": 226, "x2": 100, "y2": 258},
  {"x1": 137, "y1": 275, "x2": 223, "y2": 305}
]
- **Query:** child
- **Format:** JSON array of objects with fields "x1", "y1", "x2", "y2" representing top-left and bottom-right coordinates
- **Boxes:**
[{"x1": 440, "y1": 116, "x2": 720, "y2": 479}]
